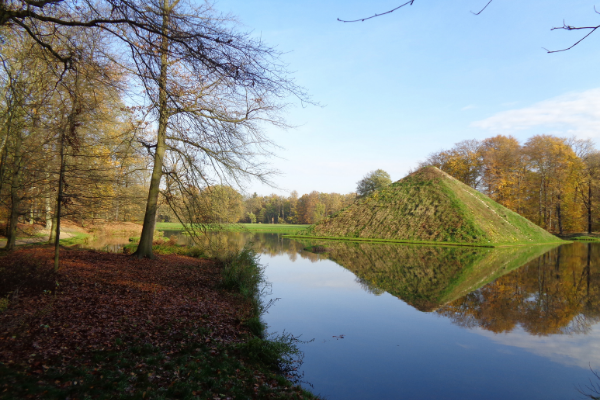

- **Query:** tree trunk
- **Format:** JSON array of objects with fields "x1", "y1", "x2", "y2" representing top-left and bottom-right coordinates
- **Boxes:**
[
  {"x1": 556, "y1": 194, "x2": 563, "y2": 235},
  {"x1": 0, "y1": 140, "x2": 8, "y2": 198},
  {"x1": 30, "y1": 197, "x2": 34, "y2": 224},
  {"x1": 48, "y1": 214, "x2": 57, "y2": 243},
  {"x1": 133, "y1": 0, "x2": 170, "y2": 259},
  {"x1": 45, "y1": 178, "x2": 52, "y2": 228},
  {"x1": 588, "y1": 179, "x2": 593, "y2": 234},
  {"x1": 4, "y1": 130, "x2": 22, "y2": 251},
  {"x1": 54, "y1": 124, "x2": 67, "y2": 271},
  {"x1": 538, "y1": 180, "x2": 543, "y2": 226},
  {"x1": 5, "y1": 179, "x2": 21, "y2": 250}
]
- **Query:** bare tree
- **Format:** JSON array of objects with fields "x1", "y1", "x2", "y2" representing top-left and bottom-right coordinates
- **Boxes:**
[{"x1": 122, "y1": 0, "x2": 306, "y2": 258}]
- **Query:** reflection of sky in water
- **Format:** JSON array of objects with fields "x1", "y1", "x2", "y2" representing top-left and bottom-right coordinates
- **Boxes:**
[
  {"x1": 477, "y1": 326, "x2": 600, "y2": 369},
  {"x1": 259, "y1": 243, "x2": 600, "y2": 400}
]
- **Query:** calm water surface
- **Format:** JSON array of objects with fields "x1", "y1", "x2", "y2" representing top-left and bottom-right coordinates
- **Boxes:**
[{"x1": 88, "y1": 232, "x2": 600, "y2": 400}]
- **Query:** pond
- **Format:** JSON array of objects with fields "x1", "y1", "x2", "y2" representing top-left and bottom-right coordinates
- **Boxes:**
[{"x1": 86, "y1": 232, "x2": 600, "y2": 400}]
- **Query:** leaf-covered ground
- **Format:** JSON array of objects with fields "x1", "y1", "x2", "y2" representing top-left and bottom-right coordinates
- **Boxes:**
[{"x1": 0, "y1": 247, "x2": 315, "y2": 400}]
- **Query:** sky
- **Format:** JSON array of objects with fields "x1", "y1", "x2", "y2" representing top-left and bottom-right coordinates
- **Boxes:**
[{"x1": 213, "y1": 0, "x2": 600, "y2": 196}]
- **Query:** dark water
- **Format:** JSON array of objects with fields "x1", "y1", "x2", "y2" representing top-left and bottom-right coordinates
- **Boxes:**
[{"x1": 87, "y1": 233, "x2": 600, "y2": 400}]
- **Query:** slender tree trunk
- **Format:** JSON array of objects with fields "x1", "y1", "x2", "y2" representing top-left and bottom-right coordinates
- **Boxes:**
[
  {"x1": 588, "y1": 179, "x2": 593, "y2": 234},
  {"x1": 48, "y1": 213, "x2": 57, "y2": 243},
  {"x1": 54, "y1": 126, "x2": 67, "y2": 271},
  {"x1": 0, "y1": 141, "x2": 8, "y2": 196},
  {"x1": 134, "y1": 1, "x2": 170, "y2": 259},
  {"x1": 45, "y1": 175, "x2": 52, "y2": 228},
  {"x1": 30, "y1": 195, "x2": 35, "y2": 224},
  {"x1": 556, "y1": 193, "x2": 563, "y2": 235},
  {"x1": 5, "y1": 130, "x2": 22, "y2": 251},
  {"x1": 538, "y1": 180, "x2": 543, "y2": 226},
  {"x1": 5, "y1": 178, "x2": 21, "y2": 250}
]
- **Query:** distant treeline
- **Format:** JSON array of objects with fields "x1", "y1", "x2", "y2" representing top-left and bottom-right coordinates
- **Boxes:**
[
  {"x1": 419, "y1": 134, "x2": 600, "y2": 234},
  {"x1": 157, "y1": 189, "x2": 357, "y2": 225}
]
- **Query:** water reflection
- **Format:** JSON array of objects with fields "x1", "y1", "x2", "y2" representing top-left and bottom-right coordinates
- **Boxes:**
[
  {"x1": 161, "y1": 230, "x2": 325, "y2": 261},
  {"x1": 296, "y1": 240, "x2": 559, "y2": 311},
  {"x1": 88, "y1": 232, "x2": 599, "y2": 337},
  {"x1": 438, "y1": 243, "x2": 600, "y2": 335}
]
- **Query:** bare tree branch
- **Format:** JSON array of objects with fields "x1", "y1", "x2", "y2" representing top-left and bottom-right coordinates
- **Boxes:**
[
  {"x1": 337, "y1": 0, "x2": 414, "y2": 23},
  {"x1": 471, "y1": 0, "x2": 493, "y2": 16},
  {"x1": 546, "y1": 19, "x2": 600, "y2": 53},
  {"x1": 338, "y1": 0, "x2": 599, "y2": 53}
]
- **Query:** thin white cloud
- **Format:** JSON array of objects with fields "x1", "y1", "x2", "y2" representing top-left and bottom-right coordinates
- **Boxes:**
[
  {"x1": 476, "y1": 325, "x2": 600, "y2": 369},
  {"x1": 472, "y1": 88, "x2": 600, "y2": 139},
  {"x1": 461, "y1": 104, "x2": 476, "y2": 111}
]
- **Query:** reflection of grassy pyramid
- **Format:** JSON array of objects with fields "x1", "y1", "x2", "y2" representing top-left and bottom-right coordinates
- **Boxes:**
[
  {"x1": 296, "y1": 167, "x2": 562, "y2": 247},
  {"x1": 300, "y1": 240, "x2": 559, "y2": 312}
]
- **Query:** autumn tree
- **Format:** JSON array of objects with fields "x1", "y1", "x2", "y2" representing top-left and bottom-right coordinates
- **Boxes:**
[
  {"x1": 479, "y1": 135, "x2": 526, "y2": 212},
  {"x1": 421, "y1": 140, "x2": 482, "y2": 190},
  {"x1": 0, "y1": 23, "x2": 144, "y2": 272},
  {"x1": 196, "y1": 185, "x2": 244, "y2": 224},
  {"x1": 523, "y1": 135, "x2": 581, "y2": 234},
  {"x1": 570, "y1": 139, "x2": 600, "y2": 234},
  {"x1": 419, "y1": 134, "x2": 595, "y2": 234},
  {"x1": 0, "y1": 30, "x2": 60, "y2": 250}
]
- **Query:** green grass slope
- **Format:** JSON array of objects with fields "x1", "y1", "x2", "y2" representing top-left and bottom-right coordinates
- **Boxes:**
[{"x1": 294, "y1": 167, "x2": 562, "y2": 246}]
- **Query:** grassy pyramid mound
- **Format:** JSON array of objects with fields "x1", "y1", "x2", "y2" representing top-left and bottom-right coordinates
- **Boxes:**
[{"x1": 296, "y1": 166, "x2": 562, "y2": 247}]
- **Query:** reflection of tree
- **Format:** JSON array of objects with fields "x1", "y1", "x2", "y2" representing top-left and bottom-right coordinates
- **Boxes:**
[
  {"x1": 184, "y1": 232, "x2": 325, "y2": 262},
  {"x1": 179, "y1": 233, "x2": 600, "y2": 336},
  {"x1": 297, "y1": 240, "x2": 557, "y2": 311},
  {"x1": 438, "y1": 243, "x2": 600, "y2": 335}
]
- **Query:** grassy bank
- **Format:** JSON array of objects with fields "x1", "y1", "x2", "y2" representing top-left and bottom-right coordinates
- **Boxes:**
[
  {"x1": 156, "y1": 222, "x2": 309, "y2": 234},
  {"x1": 285, "y1": 234, "x2": 567, "y2": 248},
  {"x1": 0, "y1": 246, "x2": 316, "y2": 399},
  {"x1": 557, "y1": 233, "x2": 600, "y2": 242}
]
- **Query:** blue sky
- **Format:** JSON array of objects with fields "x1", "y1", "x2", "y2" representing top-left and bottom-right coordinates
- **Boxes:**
[{"x1": 215, "y1": 0, "x2": 600, "y2": 196}]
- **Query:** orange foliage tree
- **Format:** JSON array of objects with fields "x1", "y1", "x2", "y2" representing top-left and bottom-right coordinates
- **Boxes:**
[{"x1": 421, "y1": 134, "x2": 597, "y2": 233}]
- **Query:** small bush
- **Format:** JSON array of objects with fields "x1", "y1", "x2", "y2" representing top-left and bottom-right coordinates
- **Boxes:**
[
  {"x1": 237, "y1": 331, "x2": 306, "y2": 377},
  {"x1": 181, "y1": 246, "x2": 205, "y2": 258},
  {"x1": 219, "y1": 246, "x2": 264, "y2": 301},
  {"x1": 244, "y1": 316, "x2": 266, "y2": 337}
]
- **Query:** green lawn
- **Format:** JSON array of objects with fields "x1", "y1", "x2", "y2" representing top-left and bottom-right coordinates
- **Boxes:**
[
  {"x1": 155, "y1": 222, "x2": 188, "y2": 230},
  {"x1": 155, "y1": 222, "x2": 310, "y2": 234}
]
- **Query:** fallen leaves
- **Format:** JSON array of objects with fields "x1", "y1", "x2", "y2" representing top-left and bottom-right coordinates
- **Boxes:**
[
  {"x1": 0, "y1": 247, "x2": 318, "y2": 400},
  {"x1": 0, "y1": 247, "x2": 250, "y2": 367}
]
